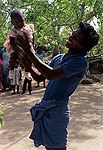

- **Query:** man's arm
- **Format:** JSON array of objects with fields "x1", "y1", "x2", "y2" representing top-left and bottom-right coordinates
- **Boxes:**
[
  {"x1": 29, "y1": 55, "x2": 65, "y2": 80},
  {"x1": 10, "y1": 36, "x2": 45, "y2": 82},
  {"x1": 17, "y1": 35, "x2": 66, "y2": 80},
  {"x1": 30, "y1": 66, "x2": 46, "y2": 82}
]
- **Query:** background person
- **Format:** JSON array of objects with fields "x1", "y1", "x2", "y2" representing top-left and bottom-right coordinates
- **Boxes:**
[
  {"x1": 0, "y1": 52, "x2": 3, "y2": 92},
  {"x1": 35, "y1": 45, "x2": 46, "y2": 88},
  {"x1": 11, "y1": 61, "x2": 21, "y2": 95},
  {"x1": 22, "y1": 71, "x2": 32, "y2": 95},
  {"x1": 0, "y1": 46, "x2": 6, "y2": 55},
  {"x1": 2, "y1": 52, "x2": 11, "y2": 91}
]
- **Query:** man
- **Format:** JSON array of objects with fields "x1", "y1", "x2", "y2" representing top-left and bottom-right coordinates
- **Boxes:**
[{"x1": 17, "y1": 22, "x2": 99, "y2": 150}]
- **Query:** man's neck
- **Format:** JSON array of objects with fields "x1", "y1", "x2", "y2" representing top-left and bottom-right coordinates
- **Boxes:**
[{"x1": 67, "y1": 50, "x2": 71, "y2": 56}]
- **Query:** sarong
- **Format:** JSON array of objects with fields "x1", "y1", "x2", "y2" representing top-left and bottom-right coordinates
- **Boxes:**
[{"x1": 30, "y1": 98, "x2": 70, "y2": 148}]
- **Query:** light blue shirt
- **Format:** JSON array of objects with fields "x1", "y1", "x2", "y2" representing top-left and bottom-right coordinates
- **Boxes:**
[{"x1": 43, "y1": 52, "x2": 88, "y2": 101}]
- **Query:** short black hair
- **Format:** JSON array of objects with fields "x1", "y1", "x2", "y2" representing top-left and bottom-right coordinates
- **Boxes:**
[
  {"x1": 10, "y1": 9, "x2": 25, "y2": 20},
  {"x1": 78, "y1": 22, "x2": 99, "y2": 51}
]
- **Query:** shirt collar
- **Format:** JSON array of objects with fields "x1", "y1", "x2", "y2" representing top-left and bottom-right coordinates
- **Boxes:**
[
  {"x1": 61, "y1": 51, "x2": 87, "y2": 64},
  {"x1": 71, "y1": 51, "x2": 87, "y2": 57}
]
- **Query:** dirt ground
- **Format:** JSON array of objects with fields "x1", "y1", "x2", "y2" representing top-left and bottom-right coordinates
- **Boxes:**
[{"x1": 0, "y1": 74, "x2": 103, "y2": 150}]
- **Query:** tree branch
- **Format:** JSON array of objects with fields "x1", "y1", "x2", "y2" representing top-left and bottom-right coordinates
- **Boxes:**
[
  {"x1": 78, "y1": 3, "x2": 86, "y2": 22},
  {"x1": 57, "y1": 23, "x2": 74, "y2": 31},
  {"x1": 85, "y1": 11, "x2": 97, "y2": 22},
  {"x1": 0, "y1": 14, "x2": 10, "y2": 28},
  {"x1": 42, "y1": 16, "x2": 51, "y2": 21},
  {"x1": 18, "y1": 3, "x2": 35, "y2": 9},
  {"x1": 85, "y1": 0, "x2": 99, "y2": 22}
]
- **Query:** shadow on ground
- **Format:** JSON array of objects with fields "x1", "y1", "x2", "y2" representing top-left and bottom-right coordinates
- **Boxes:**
[{"x1": 0, "y1": 75, "x2": 103, "y2": 150}]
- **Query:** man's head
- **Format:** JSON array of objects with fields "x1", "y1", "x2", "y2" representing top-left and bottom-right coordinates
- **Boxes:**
[
  {"x1": 66, "y1": 22, "x2": 99, "y2": 53},
  {"x1": 10, "y1": 9, "x2": 25, "y2": 29}
]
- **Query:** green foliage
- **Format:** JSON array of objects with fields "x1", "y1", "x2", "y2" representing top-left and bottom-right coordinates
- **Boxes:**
[
  {"x1": 0, "y1": 104, "x2": 4, "y2": 128},
  {"x1": 0, "y1": 0, "x2": 103, "y2": 55}
]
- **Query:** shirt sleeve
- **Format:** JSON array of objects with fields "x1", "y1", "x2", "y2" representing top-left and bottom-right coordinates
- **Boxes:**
[
  {"x1": 61, "y1": 57, "x2": 88, "y2": 78},
  {"x1": 48, "y1": 59, "x2": 54, "y2": 67},
  {"x1": 48, "y1": 55, "x2": 61, "y2": 67}
]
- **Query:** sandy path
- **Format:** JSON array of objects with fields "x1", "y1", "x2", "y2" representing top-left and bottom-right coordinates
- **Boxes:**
[{"x1": 0, "y1": 75, "x2": 103, "y2": 150}]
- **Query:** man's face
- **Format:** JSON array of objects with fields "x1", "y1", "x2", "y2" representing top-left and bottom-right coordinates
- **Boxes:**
[{"x1": 65, "y1": 28, "x2": 85, "y2": 53}]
